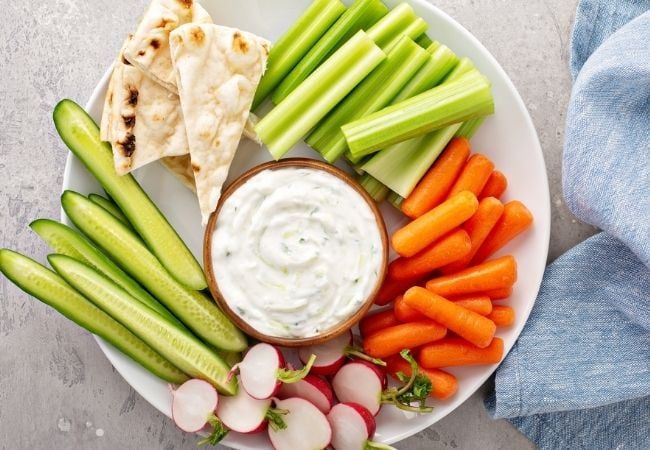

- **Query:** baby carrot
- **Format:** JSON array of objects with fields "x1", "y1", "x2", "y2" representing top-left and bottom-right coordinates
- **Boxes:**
[
  {"x1": 426, "y1": 255, "x2": 517, "y2": 298},
  {"x1": 401, "y1": 137, "x2": 471, "y2": 219},
  {"x1": 389, "y1": 229, "x2": 471, "y2": 281},
  {"x1": 452, "y1": 295, "x2": 493, "y2": 316},
  {"x1": 479, "y1": 170, "x2": 508, "y2": 199},
  {"x1": 362, "y1": 320, "x2": 447, "y2": 359},
  {"x1": 375, "y1": 274, "x2": 424, "y2": 306},
  {"x1": 394, "y1": 295, "x2": 423, "y2": 322},
  {"x1": 440, "y1": 197, "x2": 504, "y2": 274},
  {"x1": 481, "y1": 286, "x2": 513, "y2": 300},
  {"x1": 359, "y1": 309, "x2": 401, "y2": 337},
  {"x1": 418, "y1": 337, "x2": 504, "y2": 368},
  {"x1": 487, "y1": 305, "x2": 515, "y2": 327},
  {"x1": 447, "y1": 154, "x2": 495, "y2": 198},
  {"x1": 386, "y1": 356, "x2": 458, "y2": 400},
  {"x1": 404, "y1": 287, "x2": 496, "y2": 348},
  {"x1": 472, "y1": 201, "x2": 534, "y2": 264},
  {"x1": 392, "y1": 191, "x2": 478, "y2": 257}
]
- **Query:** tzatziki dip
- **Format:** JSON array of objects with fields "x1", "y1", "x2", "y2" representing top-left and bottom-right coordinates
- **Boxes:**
[{"x1": 211, "y1": 166, "x2": 384, "y2": 338}]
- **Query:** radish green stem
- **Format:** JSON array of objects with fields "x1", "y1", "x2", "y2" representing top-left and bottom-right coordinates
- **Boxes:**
[
  {"x1": 366, "y1": 442, "x2": 398, "y2": 450},
  {"x1": 344, "y1": 345, "x2": 387, "y2": 366},
  {"x1": 381, "y1": 350, "x2": 433, "y2": 413},
  {"x1": 266, "y1": 408, "x2": 289, "y2": 431},
  {"x1": 197, "y1": 413, "x2": 229, "y2": 446},
  {"x1": 278, "y1": 354, "x2": 317, "y2": 383},
  {"x1": 252, "y1": 0, "x2": 346, "y2": 109}
]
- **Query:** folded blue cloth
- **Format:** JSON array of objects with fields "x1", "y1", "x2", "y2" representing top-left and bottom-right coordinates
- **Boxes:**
[{"x1": 485, "y1": 1, "x2": 650, "y2": 448}]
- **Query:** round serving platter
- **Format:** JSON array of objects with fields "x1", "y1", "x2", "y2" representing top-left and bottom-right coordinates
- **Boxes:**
[{"x1": 62, "y1": 0, "x2": 550, "y2": 447}]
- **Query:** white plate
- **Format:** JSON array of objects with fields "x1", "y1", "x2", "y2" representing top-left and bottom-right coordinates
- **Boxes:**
[{"x1": 62, "y1": 0, "x2": 550, "y2": 447}]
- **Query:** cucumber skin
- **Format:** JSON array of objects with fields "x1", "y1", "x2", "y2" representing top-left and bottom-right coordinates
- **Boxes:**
[
  {"x1": 61, "y1": 190, "x2": 247, "y2": 352},
  {"x1": 49, "y1": 254, "x2": 237, "y2": 395},
  {"x1": 30, "y1": 219, "x2": 184, "y2": 329},
  {"x1": 88, "y1": 193, "x2": 132, "y2": 229},
  {"x1": 53, "y1": 99, "x2": 207, "y2": 290},
  {"x1": 0, "y1": 249, "x2": 188, "y2": 384}
]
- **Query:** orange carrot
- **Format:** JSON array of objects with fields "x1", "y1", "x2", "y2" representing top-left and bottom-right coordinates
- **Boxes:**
[
  {"x1": 440, "y1": 197, "x2": 504, "y2": 274},
  {"x1": 452, "y1": 295, "x2": 493, "y2": 316},
  {"x1": 401, "y1": 137, "x2": 471, "y2": 218},
  {"x1": 426, "y1": 255, "x2": 517, "y2": 298},
  {"x1": 418, "y1": 337, "x2": 504, "y2": 368},
  {"x1": 479, "y1": 171, "x2": 508, "y2": 199},
  {"x1": 487, "y1": 305, "x2": 515, "y2": 327},
  {"x1": 362, "y1": 320, "x2": 447, "y2": 358},
  {"x1": 447, "y1": 154, "x2": 495, "y2": 198},
  {"x1": 375, "y1": 275, "x2": 424, "y2": 306},
  {"x1": 392, "y1": 191, "x2": 478, "y2": 257},
  {"x1": 472, "y1": 201, "x2": 534, "y2": 264},
  {"x1": 481, "y1": 286, "x2": 513, "y2": 300},
  {"x1": 394, "y1": 295, "x2": 423, "y2": 322},
  {"x1": 389, "y1": 229, "x2": 471, "y2": 281},
  {"x1": 403, "y1": 287, "x2": 496, "y2": 348},
  {"x1": 386, "y1": 356, "x2": 458, "y2": 400},
  {"x1": 359, "y1": 309, "x2": 401, "y2": 337}
]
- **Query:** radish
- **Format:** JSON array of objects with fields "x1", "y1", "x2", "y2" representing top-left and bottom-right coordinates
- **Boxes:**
[
  {"x1": 298, "y1": 331, "x2": 385, "y2": 376},
  {"x1": 268, "y1": 397, "x2": 332, "y2": 450},
  {"x1": 171, "y1": 379, "x2": 227, "y2": 445},
  {"x1": 216, "y1": 377, "x2": 288, "y2": 434},
  {"x1": 332, "y1": 360, "x2": 386, "y2": 415},
  {"x1": 236, "y1": 343, "x2": 316, "y2": 399},
  {"x1": 328, "y1": 403, "x2": 395, "y2": 450},
  {"x1": 278, "y1": 374, "x2": 335, "y2": 413}
]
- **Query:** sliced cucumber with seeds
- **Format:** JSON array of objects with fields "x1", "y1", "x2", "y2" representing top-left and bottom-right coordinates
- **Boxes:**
[
  {"x1": 53, "y1": 99, "x2": 206, "y2": 290},
  {"x1": 30, "y1": 219, "x2": 184, "y2": 329},
  {"x1": 49, "y1": 254, "x2": 237, "y2": 395},
  {"x1": 0, "y1": 249, "x2": 188, "y2": 384},
  {"x1": 87, "y1": 193, "x2": 133, "y2": 230},
  {"x1": 61, "y1": 190, "x2": 247, "y2": 352}
]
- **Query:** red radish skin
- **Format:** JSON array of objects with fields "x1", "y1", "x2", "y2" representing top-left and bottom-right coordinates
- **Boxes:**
[
  {"x1": 171, "y1": 379, "x2": 218, "y2": 433},
  {"x1": 298, "y1": 331, "x2": 352, "y2": 376},
  {"x1": 278, "y1": 375, "x2": 335, "y2": 413},
  {"x1": 268, "y1": 397, "x2": 332, "y2": 450},
  {"x1": 216, "y1": 378, "x2": 272, "y2": 434},
  {"x1": 328, "y1": 402, "x2": 395, "y2": 450},
  {"x1": 332, "y1": 361, "x2": 386, "y2": 415}
]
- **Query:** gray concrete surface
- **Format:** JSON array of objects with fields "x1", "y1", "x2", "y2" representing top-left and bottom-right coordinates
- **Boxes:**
[{"x1": 0, "y1": 0, "x2": 596, "y2": 448}]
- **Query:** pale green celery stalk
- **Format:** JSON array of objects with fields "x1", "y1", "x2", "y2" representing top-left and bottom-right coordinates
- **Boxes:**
[
  {"x1": 442, "y1": 56, "x2": 476, "y2": 82},
  {"x1": 382, "y1": 17, "x2": 428, "y2": 51},
  {"x1": 255, "y1": 31, "x2": 385, "y2": 160},
  {"x1": 387, "y1": 191, "x2": 404, "y2": 209},
  {"x1": 307, "y1": 36, "x2": 428, "y2": 163},
  {"x1": 272, "y1": 0, "x2": 389, "y2": 104},
  {"x1": 415, "y1": 33, "x2": 434, "y2": 48},
  {"x1": 343, "y1": 70, "x2": 494, "y2": 157},
  {"x1": 362, "y1": 123, "x2": 461, "y2": 197},
  {"x1": 358, "y1": 173, "x2": 389, "y2": 202},
  {"x1": 456, "y1": 117, "x2": 485, "y2": 138},
  {"x1": 366, "y1": 3, "x2": 418, "y2": 48},
  {"x1": 252, "y1": 0, "x2": 345, "y2": 109}
]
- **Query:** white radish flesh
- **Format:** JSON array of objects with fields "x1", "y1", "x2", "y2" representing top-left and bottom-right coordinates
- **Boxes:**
[
  {"x1": 216, "y1": 379, "x2": 272, "y2": 433},
  {"x1": 328, "y1": 403, "x2": 377, "y2": 450},
  {"x1": 278, "y1": 375, "x2": 335, "y2": 413},
  {"x1": 171, "y1": 379, "x2": 218, "y2": 433},
  {"x1": 332, "y1": 361, "x2": 386, "y2": 415},
  {"x1": 268, "y1": 397, "x2": 332, "y2": 450},
  {"x1": 239, "y1": 343, "x2": 285, "y2": 399},
  {"x1": 298, "y1": 331, "x2": 352, "y2": 375}
]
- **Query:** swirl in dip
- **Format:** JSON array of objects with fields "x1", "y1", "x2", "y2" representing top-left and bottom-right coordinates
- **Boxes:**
[{"x1": 211, "y1": 166, "x2": 384, "y2": 338}]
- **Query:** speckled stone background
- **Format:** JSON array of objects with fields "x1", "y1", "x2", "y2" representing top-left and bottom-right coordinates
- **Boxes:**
[{"x1": 0, "y1": 0, "x2": 596, "y2": 448}]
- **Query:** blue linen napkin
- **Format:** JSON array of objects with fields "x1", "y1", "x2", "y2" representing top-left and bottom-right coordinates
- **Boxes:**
[{"x1": 485, "y1": 1, "x2": 650, "y2": 448}]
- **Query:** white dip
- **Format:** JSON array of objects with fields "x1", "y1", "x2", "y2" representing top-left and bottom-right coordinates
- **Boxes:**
[{"x1": 212, "y1": 167, "x2": 384, "y2": 338}]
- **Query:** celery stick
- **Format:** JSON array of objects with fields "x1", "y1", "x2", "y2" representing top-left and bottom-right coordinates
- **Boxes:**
[
  {"x1": 307, "y1": 36, "x2": 428, "y2": 162},
  {"x1": 391, "y1": 43, "x2": 459, "y2": 103},
  {"x1": 387, "y1": 191, "x2": 404, "y2": 209},
  {"x1": 252, "y1": 0, "x2": 346, "y2": 109},
  {"x1": 272, "y1": 0, "x2": 389, "y2": 104},
  {"x1": 415, "y1": 33, "x2": 434, "y2": 48},
  {"x1": 443, "y1": 56, "x2": 476, "y2": 82},
  {"x1": 255, "y1": 31, "x2": 385, "y2": 160},
  {"x1": 366, "y1": 3, "x2": 418, "y2": 48},
  {"x1": 362, "y1": 124, "x2": 461, "y2": 197},
  {"x1": 343, "y1": 70, "x2": 494, "y2": 157},
  {"x1": 456, "y1": 117, "x2": 485, "y2": 138},
  {"x1": 358, "y1": 173, "x2": 389, "y2": 202},
  {"x1": 383, "y1": 17, "x2": 428, "y2": 51}
]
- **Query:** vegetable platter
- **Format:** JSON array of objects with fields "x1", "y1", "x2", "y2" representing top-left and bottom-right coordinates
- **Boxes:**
[{"x1": 1, "y1": 0, "x2": 550, "y2": 448}]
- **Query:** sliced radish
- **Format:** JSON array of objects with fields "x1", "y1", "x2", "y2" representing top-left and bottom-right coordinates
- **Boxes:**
[
  {"x1": 278, "y1": 375, "x2": 335, "y2": 413},
  {"x1": 171, "y1": 379, "x2": 228, "y2": 445},
  {"x1": 216, "y1": 379, "x2": 273, "y2": 434},
  {"x1": 329, "y1": 402, "x2": 392, "y2": 450},
  {"x1": 238, "y1": 343, "x2": 315, "y2": 399},
  {"x1": 268, "y1": 397, "x2": 332, "y2": 450},
  {"x1": 332, "y1": 361, "x2": 386, "y2": 415}
]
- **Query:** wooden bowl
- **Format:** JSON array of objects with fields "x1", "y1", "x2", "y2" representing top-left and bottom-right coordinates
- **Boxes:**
[{"x1": 203, "y1": 158, "x2": 388, "y2": 347}]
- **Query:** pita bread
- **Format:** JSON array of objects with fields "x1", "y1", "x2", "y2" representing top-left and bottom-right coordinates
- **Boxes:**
[
  {"x1": 123, "y1": 0, "x2": 212, "y2": 94},
  {"x1": 160, "y1": 155, "x2": 196, "y2": 192},
  {"x1": 169, "y1": 24, "x2": 269, "y2": 224}
]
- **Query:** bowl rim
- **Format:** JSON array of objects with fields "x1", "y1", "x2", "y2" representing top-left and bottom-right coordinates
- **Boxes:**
[{"x1": 203, "y1": 157, "x2": 389, "y2": 347}]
